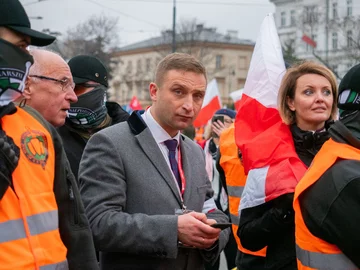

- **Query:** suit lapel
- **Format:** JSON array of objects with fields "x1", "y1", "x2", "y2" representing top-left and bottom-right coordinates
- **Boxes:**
[
  {"x1": 180, "y1": 137, "x2": 193, "y2": 204},
  {"x1": 135, "y1": 129, "x2": 182, "y2": 204}
]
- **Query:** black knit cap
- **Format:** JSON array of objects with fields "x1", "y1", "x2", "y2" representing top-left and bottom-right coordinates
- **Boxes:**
[
  {"x1": 338, "y1": 63, "x2": 360, "y2": 112},
  {"x1": 0, "y1": 0, "x2": 55, "y2": 46},
  {"x1": 68, "y1": 55, "x2": 108, "y2": 88}
]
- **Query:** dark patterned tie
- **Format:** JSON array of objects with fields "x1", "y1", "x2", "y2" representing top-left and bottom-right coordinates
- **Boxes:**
[{"x1": 164, "y1": 139, "x2": 182, "y2": 190}]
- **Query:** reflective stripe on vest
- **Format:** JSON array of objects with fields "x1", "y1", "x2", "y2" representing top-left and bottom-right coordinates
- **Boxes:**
[
  {"x1": 40, "y1": 260, "x2": 68, "y2": 270},
  {"x1": 219, "y1": 125, "x2": 266, "y2": 257},
  {"x1": 296, "y1": 244, "x2": 356, "y2": 270},
  {"x1": 230, "y1": 213, "x2": 239, "y2": 226},
  {"x1": 294, "y1": 139, "x2": 359, "y2": 270},
  {"x1": 227, "y1": 185, "x2": 244, "y2": 198},
  {"x1": 1, "y1": 107, "x2": 67, "y2": 269},
  {"x1": 227, "y1": 185, "x2": 242, "y2": 225},
  {"x1": 0, "y1": 210, "x2": 58, "y2": 243}
]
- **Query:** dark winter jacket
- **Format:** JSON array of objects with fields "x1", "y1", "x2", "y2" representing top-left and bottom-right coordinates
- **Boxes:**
[
  {"x1": 57, "y1": 102, "x2": 129, "y2": 180},
  {"x1": 237, "y1": 124, "x2": 330, "y2": 270},
  {"x1": 300, "y1": 119, "x2": 360, "y2": 268}
]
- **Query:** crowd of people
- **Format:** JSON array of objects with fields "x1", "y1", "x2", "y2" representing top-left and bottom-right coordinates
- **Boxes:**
[{"x1": 1, "y1": 0, "x2": 360, "y2": 270}]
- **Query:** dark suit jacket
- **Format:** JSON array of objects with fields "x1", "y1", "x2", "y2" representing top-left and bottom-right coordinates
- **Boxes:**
[{"x1": 79, "y1": 112, "x2": 229, "y2": 270}]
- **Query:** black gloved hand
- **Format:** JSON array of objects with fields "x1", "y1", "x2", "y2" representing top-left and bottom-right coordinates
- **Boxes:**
[
  {"x1": 0, "y1": 103, "x2": 20, "y2": 199},
  {"x1": 272, "y1": 193, "x2": 295, "y2": 224},
  {"x1": 0, "y1": 129, "x2": 20, "y2": 199}
]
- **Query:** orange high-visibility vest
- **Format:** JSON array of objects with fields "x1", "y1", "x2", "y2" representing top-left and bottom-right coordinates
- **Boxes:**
[
  {"x1": 294, "y1": 138, "x2": 359, "y2": 270},
  {"x1": 219, "y1": 124, "x2": 266, "y2": 257},
  {"x1": 0, "y1": 107, "x2": 68, "y2": 270}
]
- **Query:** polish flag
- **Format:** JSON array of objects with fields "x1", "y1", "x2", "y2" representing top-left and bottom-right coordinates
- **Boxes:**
[
  {"x1": 301, "y1": 34, "x2": 317, "y2": 48},
  {"x1": 129, "y1": 96, "x2": 143, "y2": 111},
  {"x1": 230, "y1": 88, "x2": 243, "y2": 111},
  {"x1": 193, "y1": 79, "x2": 222, "y2": 127},
  {"x1": 235, "y1": 14, "x2": 307, "y2": 215}
]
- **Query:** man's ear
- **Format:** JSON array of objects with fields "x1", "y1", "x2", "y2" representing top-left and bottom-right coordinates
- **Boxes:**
[
  {"x1": 149, "y1": 82, "x2": 158, "y2": 102},
  {"x1": 23, "y1": 78, "x2": 32, "y2": 99}
]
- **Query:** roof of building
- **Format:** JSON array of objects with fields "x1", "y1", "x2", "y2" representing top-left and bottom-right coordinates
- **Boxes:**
[{"x1": 118, "y1": 25, "x2": 254, "y2": 52}]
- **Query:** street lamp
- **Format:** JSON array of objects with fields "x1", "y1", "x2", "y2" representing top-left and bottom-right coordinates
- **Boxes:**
[{"x1": 172, "y1": 0, "x2": 176, "y2": 53}]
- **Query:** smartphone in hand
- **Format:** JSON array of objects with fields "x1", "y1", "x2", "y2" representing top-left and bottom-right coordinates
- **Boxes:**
[{"x1": 210, "y1": 223, "x2": 232, "y2": 230}]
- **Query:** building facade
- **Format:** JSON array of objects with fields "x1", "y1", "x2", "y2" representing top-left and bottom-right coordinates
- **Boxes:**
[
  {"x1": 108, "y1": 25, "x2": 254, "y2": 107},
  {"x1": 270, "y1": 0, "x2": 360, "y2": 78}
]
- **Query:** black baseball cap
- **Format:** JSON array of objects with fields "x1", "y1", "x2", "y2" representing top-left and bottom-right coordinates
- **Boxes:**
[
  {"x1": 68, "y1": 55, "x2": 109, "y2": 87},
  {"x1": 0, "y1": 0, "x2": 55, "y2": 46},
  {"x1": 338, "y1": 63, "x2": 360, "y2": 112}
]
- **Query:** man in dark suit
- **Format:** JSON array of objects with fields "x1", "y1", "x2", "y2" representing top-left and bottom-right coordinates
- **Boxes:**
[{"x1": 79, "y1": 53, "x2": 230, "y2": 269}]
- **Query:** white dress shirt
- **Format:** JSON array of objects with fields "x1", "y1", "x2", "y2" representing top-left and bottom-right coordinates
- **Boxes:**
[{"x1": 141, "y1": 107, "x2": 181, "y2": 189}]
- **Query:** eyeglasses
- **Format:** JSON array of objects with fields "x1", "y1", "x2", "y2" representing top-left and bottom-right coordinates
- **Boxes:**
[{"x1": 29, "y1": 75, "x2": 75, "y2": 92}]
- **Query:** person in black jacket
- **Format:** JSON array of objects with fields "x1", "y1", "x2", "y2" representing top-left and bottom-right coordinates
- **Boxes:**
[
  {"x1": 237, "y1": 61, "x2": 338, "y2": 269},
  {"x1": 298, "y1": 63, "x2": 360, "y2": 268},
  {"x1": 57, "y1": 55, "x2": 129, "y2": 180}
]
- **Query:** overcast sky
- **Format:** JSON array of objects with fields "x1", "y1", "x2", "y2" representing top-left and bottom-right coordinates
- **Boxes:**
[{"x1": 22, "y1": 0, "x2": 275, "y2": 47}]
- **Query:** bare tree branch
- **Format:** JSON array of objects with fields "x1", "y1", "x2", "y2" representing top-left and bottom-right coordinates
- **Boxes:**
[{"x1": 61, "y1": 14, "x2": 120, "y2": 79}]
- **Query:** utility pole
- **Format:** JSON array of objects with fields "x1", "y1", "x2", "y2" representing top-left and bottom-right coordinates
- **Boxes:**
[
  {"x1": 172, "y1": 0, "x2": 176, "y2": 53},
  {"x1": 325, "y1": 0, "x2": 329, "y2": 62}
]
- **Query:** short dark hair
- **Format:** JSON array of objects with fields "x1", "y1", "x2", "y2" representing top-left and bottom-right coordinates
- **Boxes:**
[{"x1": 155, "y1": 53, "x2": 207, "y2": 87}]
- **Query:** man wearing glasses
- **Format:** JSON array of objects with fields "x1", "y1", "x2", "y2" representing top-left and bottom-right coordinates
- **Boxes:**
[
  {"x1": 0, "y1": 0, "x2": 99, "y2": 269},
  {"x1": 23, "y1": 49, "x2": 78, "y2": 127}
]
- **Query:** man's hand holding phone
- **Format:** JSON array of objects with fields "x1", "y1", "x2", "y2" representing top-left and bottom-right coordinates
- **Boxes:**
[{"x1": 177, "y1": 212, "x2": 221, "y2": 249}]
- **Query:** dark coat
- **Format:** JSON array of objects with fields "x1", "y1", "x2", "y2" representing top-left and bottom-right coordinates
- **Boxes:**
[
  {"x1": 237, "y1": 124, "x2": 330, "y2": 270},
  {"x1": 78, "y1": 111, "x2": 230, "y2": 270},
  {"x1": 57, "y1": 102, "x2": 129, "y2": 180}
]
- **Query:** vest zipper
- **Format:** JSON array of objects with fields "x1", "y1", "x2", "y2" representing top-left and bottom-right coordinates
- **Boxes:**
[{"x1": 69, "y1": 185, "x2": 79, "y2": 225}]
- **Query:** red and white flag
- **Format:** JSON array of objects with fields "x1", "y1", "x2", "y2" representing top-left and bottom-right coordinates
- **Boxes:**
[
  {"x1": 301, "y1": 34, "x2": 317, "y2": 48},
  {"x1": 193, "y1": 79, "x2": 221, "y2": 127},
  {"x1": 230, "y1": 88, "x2": 243, "y2": 111},
  {"x1": 235, "y1": 14, "x2": 307, "y2": 214},
  {"x1": 129, "y1": 96, "x2": 143, "y2": 111}
]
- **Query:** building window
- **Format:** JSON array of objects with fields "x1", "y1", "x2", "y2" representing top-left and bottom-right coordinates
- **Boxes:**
[
  {"x1": 347, "y1": 30, "x2": 353, "y2": 47},
  {"x1": 126, "y1": 61, "x2": 132, "y2": 73},
  {"x1": 290, "y1": 10, "x2": 296, "y2": 26},
  {"x1": 126, "y1": 82, "x2": 133, "y2": 101},
  {"x1": 215, "y1": 55, "x2": 222, "y2": 69},
  {"x1": 136, "y1": 59, "x2": 142, "y2": 73},
  {"x1": 280, "y1": 11, "x2": 286, "y2": 27},
  {"x1": 332, "y1": 32, "x2": 338, "y2": 50},
  {"x1": 347, "y1": 0, "x2": 353, "y2": 16},
  {"x1": 332, "y1": 2, "x2": 338, "y2": 19},
  {"x1": 142, "y1": 81, "x2": 150, "y2": 100},
  {"x1": 145, "y1": 58, "x2": 151, "y2": 72},
  {"x1": 215, "y1": 77, "x2": 225, "y2": 97},
  {"x1": 238, "y1": 56, "x2": 247, "y2": 70},
  {"x1": 304, "y1": 6, "x2": 318, "y2": 24},
  {"x1": 237, "y1": 79, "x2": 246, "y2": 89}
]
